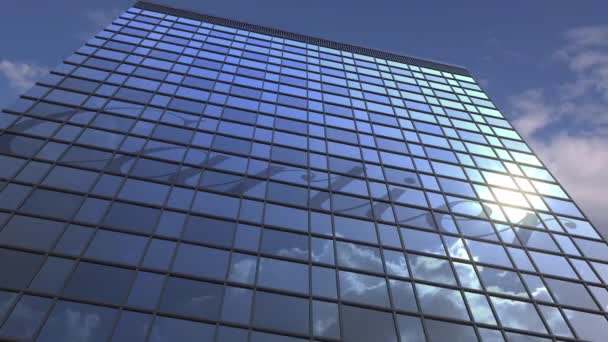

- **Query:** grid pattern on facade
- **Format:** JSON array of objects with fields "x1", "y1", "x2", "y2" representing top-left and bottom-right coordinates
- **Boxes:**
[{"x1": 0, "y1": 3, "x2": 607, "y2": 342}]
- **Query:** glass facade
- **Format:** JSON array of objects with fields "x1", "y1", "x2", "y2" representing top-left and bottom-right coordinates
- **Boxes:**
[{"x1": 0, "y1": 2, "x2": 607, "y2": 341}]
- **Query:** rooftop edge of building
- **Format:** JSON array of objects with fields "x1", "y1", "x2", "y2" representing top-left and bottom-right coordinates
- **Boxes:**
[{"x1": 133, "y1": 1, "x2": 472, "y2": 77}]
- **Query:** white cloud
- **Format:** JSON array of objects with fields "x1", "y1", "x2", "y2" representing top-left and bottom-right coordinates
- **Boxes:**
[
  {"x1": 509, "y1": 89, "x2": 553, "y2": 138},
  {"x1": 557, "y1": 25, "x2": 608, "y2": 100},
  {"x1": 0, "y1": 59, "x2": 48, "y2": 93},
  {"x1": 75, "y1": 8, "x2": 123, "y2": 41},
  {"x1": 83, "y1": 8, "x2": 123, "y2": 27},
  {"x1": 509, "y1": 25, "x2": 608, "y2": 236}
]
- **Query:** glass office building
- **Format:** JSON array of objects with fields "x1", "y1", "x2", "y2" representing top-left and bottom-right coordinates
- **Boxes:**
[{"x1": 0, "y1": 1, "x2": 607, "y2": 341}]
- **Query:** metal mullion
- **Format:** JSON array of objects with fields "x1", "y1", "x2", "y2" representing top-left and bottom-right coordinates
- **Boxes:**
[
  {"x1": 365, "y1": 108, "x2": 433, "y2": 341},
  {"x1": 246, "y1": 94, "x2": 276, "y2": 341},
  {"x1": 410, "y1": 117, "x2": 486, "y2": 340},
  {"x1": 344, "y1": 102, "x2": 406, "y2": 341}
]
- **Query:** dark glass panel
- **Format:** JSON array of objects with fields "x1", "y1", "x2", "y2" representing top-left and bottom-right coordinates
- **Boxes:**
[
  {"x1": 182, "y1": 215, "x2": 235, "y2": 247},
  {"x1": 148, "y1": 316, "x2": 215, "y2": 342},
  {"x1": 63, "y1": 262, "x2": 134, "y2": 305},
  {"x1": 103, "y1": 202, "x2": 160, "y2": 234},
  {"x1": 159, "y1": 276, "x2": 223, "y2": 320},
  {"x1": 126, "y1": 271, "x2": 164, "y2": 311},
  {"x1": 221, "y1": 286, "x2": 253, "y2": 324},
  {"x1": 424, "y1": 319, "x2": 478, "y2": 342},
  {"x1": 110, "y1": 311, "x2": 152, "y2": 342},
  {"x1": 36, "y1": 301, "x2": 117, "y2": 342},
  {"x1": 341, "y1": 305, "x2": 397, "y2": 342},
  {"x1": 253, "y1": 291, "x2": 309, "y2": 335},
  {"x1": 53, "y1": 224, "x2": 94, "y2": 256},
  {"x1": 257, "y1": 257, "x2": 309, "y2": 294},
  {"x1": 0, "y1": 295, "x2": 52, "y2": 340},
  {"x1": 28, "y1": 257, "x2": 74, "y2": 294},
  {"x1": 85, "y1": 230, "x2": 147, "y2": 265},
  {"x1": 261, "y1": 229, "x2": 308, "y2": 260},
  {"x1": 20, "y1": 188, "x2": 83, "y2": 220},
  {"x1": 172, "y1": 243, "x2": 229, "y2": 280},
  {"x1": 0, "y1": 248, "x2": 44, "y2": 289},
  {"x1": 0, "y1": 215, "x2": 65, "y2": 251}
]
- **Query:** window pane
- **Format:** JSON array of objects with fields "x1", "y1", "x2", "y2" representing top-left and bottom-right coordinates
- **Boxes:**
[
  {"x1": 103, "y1": 202, "x2": 160, "y2": 233},
  {"x1": 258, "y1": 257, "x2": 309, "y2": 294},
  {"x1": 424, "y1": 319, "x2": 478, "y2": 342},
  {"x1": 490, "y1": 296, "x2": 547, "y2": 334},
  {"x1": 221, "y1": 286, "x2": 252, "y2": 324},
  {"x1": 0, "y1": 248, "x2": 44, "y2": 289},
  {"x1": 28, "y1": 257, "x2": 74, "y2": 294},
  {"x1": 396, "y1": 314, "x2": 426, "y2": 342},
  {"x1": 253, "y1": 291, "x2": 309, "y2": 335},
  {"x1": 339, "y1": 271, "x2": 389, "y2": 307},
  {"x1": 182, "y1": 215, "x2": 235, "y2": 247},
  {"x1": 409, "y1": 254, "x2": 457, "y2": 285},
  {"x1": 126, "y1": 272, "x2": 164, "y2": 310},
  {"x1": 261, "y1": 229, "x2": 308, "y2": 261},
  {"x1": 545, "y1": 278, "x2": 597, "y2": 310},
  {"x1": 402, "y1": 228, "x2": 446, "y2": 255},
  {"x1": 416, "y1": 284, "x2": 469, "y2": 320},
  {"x1": 110, "y1": 311, "x2": 152, "y2": 342},
  {"x1": 148, "y1": 316, "x2": 215, "y2": 342},
  {"x1": 172, "y1": 243, "x2": 229, "y2": 280},
  {"x1": 478, "y1": 266, "x2": 527, "y2": 297},
  {"x1": 0, "y1": 295, "x2": 52, "y2": 340},
  {"x1": 0, "y1": 215, "x2": 64, "y2": 251},
  {"x1": 563, "y1": 309, "x2": 608, "y2": 342},
  {"x1": 63, "y1": 262, "x2": 134, "y2": 305},
  {"x1": 312, "y1": 300, "x2": 340, "y2": 339},
  {"x1": 37, "y1": 301, "x2": 117, "y2": 342},
  {"x1": 85, "y1": 230, "x2": 147, "y2": 265},
  {"x1": 336, "y1": 241, "x2": 383, "y2": 273},
  {"x1": 159, "y1": 276, "x2": 223, "y2": 320},
  {"x1": 341, "y1": 305, "x2": 397, "y2": 342}
]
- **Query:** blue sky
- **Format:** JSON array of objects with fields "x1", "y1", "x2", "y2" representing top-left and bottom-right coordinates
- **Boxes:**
[{"x1": 1, "y1": 1, "x2": 607, "y2": 235}]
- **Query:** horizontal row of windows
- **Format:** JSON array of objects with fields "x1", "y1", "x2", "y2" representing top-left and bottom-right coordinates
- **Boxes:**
[
  {"x1": 0, "y1": 108, "x2": 586, "y2": 228},
  {"x1": 0, "y1": 150, "x2": 602, "y2": 267},
  {"x1": 2, "y1": 93, "x2": 575, "y2": 216},
  {"x1": 0, "y1": 96, "x2": 587, "y2": 226},
  {"x1": 126, "y1": 8, "x2": 480, "y2": 89},
  {"x1": 0, "y1": 130, "x2": 578, "y2": 237},
  {"x1": 1, "y1": 201, "x2": 607, "y2": 313},
  {"x1": 0, "y1": 104, "x2": 597, "y2": 242},
  {"x1": 7, "y1": 87, "x2": 551, "y2": 199},
  {"x1": 0, "y1": 146, "x2": 602, "y2": 278},
  {"x1": 3, "y1": 286, "x2": 599, "y2": 342},
  {"x1": 111, "y1": 17, "x2": 493, "y2": 108},
  {"x1": 71, "y1": 42, "x2": 521, "y2": 146},
  {"x1": 92, "y1": 24, "x2": 503, "y2": 122},
  {"x1": 1, "y1": 244, "x2": 606, "y2": 340},
  {"x1": 0, "y1": 170, "x2": 606, "y2": 287},
  {"x1": 33, "y1": 73, "x2": 528, "y2": 166},
  {"x1": 2, "y1": 107, "x2": 556, "y2": 214},
  {"x1": 17, "y1": 84, "x2": 541, "y2": 195},
  {"x1": 0, "y1": 122, "x2": 594, "y2": 239},
  {"x1": 32, "y1": 60, "x2": 542, "y2": 175},
  {"x1": 76, "y1": 36, "x2": 510, "y2": 138},
  {"x1": 53, "y1": 52, "x2": 527, "y2": 161}
]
